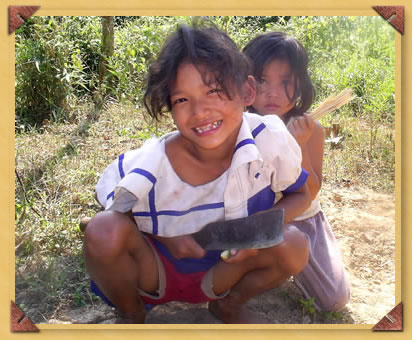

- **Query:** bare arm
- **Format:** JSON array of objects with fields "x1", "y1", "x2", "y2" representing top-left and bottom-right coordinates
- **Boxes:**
[
  {"x1": 275, "y1": 182, "x2": 312, "y2": 224},
  {"x1": 288, "y1": 116, "x2": 324, "y2": 200}
]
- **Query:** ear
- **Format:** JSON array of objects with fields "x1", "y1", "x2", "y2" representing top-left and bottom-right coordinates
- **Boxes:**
[{"x1": 242, "y1": 75, "x2": 256, "y2": 106}]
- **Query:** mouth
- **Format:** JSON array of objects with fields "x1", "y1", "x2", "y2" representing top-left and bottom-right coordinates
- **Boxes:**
[
  {"x1": 264, "y1": 103, "x2": 280, "y2": 110},
  {"x1": 192, "y1": 120, "x2": 223, "y2": 135}
]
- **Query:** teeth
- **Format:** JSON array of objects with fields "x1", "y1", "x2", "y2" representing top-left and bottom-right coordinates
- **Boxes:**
[{"x1": 194, "y1": 120, "x2": 222, "y2": 133}]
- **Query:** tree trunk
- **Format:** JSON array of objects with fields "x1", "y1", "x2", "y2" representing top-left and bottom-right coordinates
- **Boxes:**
[{"x1": 97, "y1": 16, "x2": 114, "y2": 107}]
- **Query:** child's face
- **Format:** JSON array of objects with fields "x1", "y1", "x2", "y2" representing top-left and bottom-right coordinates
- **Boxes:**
[
  {"x1": 170, "y1": 62, "x2": 253, "y2": 153},
  {"x1": 253, "y1": 59, "x2": 296, "y2": 117}
]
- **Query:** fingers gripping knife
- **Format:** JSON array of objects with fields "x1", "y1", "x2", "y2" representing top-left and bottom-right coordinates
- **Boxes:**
[{"x1": 190, "y1": 208, "x2": 285, "y2": 250}]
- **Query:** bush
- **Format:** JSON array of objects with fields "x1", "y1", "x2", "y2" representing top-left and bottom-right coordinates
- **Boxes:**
[
  {"x1": 105, "y1": 16, "x2": 184, "y2": 106},
  {"x1": 15, "y1": 16, "x2": 101, "y2": 129}
]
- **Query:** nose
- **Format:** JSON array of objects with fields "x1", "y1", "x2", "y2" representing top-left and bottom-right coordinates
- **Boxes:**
[
  {"x1": 259, "y1": 81, "x2": 278, "y2": 98},
  {"x1": 266, "y1": 83, "x2": 285, "y2": 99},
  {"x1": 191, "y1": 98, "x2": 209, "y2": 119}
]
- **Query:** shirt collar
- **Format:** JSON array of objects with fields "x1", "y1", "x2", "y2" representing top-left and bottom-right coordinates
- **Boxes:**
[
  {"x1": 157, "y1": 114, "x2": 264, "y2": 174},
  {"x1": 230, "y1": 113, "x2": 264, "y2": 172}
]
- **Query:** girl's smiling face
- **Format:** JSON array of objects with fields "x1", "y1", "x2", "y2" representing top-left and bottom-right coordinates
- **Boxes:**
[
  {"x1": 252, "y1": 59, "x2": 297, "y2": 118},
  {"x1": 170, "y1": 62, "x2": 254, "y2": 156}
]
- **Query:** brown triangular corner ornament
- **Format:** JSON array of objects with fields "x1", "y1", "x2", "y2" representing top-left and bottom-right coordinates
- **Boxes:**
[
  {"x1": 373, "y1": 6, "x2": 404, "y2": 35},
  {"x1": 8, "y1": 6, "x2": 40, "y2": 34},
  {"x1": 372, "y1": 302, "x2": 403, "y2": 331},
  {"x1": 10, "y1": 301, "x2": 39, "y2": 332}
]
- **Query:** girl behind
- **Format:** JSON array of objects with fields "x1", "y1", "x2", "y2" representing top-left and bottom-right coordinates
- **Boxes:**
[{"x1": 244, "y1": 31, "x2": 350, "y2": 312}]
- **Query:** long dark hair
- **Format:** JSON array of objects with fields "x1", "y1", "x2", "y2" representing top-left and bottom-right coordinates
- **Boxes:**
[{"x1": 243, "y1": 31, "x2": 314, "y2": 123}]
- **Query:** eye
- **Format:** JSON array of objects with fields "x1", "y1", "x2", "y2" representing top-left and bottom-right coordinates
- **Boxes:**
[
  {"x1": 258, "y1": 78, "x2": 266, "y2": 85},
  {"x1": 207, "y1": 88, "x2": 222, "y2": 95},
  {"x1": 172, "y1": 97, "x2": 187, "y2": 105}
]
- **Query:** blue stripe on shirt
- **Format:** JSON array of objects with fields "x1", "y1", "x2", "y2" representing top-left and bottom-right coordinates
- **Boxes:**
[
  {"x1": 247, "y1": 185, "x2": 276, "y2": 215},
  {"x1": 233, "y1": 123, "x2": 266, "y2": 153},
  {"x1": 106, "y1": 191, "x2": 115, "y2": 200},
  {"x1": 133, "y1": 202, "x2": 224, "y2": 217},
  {"x1": 118, "y1": 153, "x2": 125, "y2": 179},
  {"x1": 133, "y1": 211, "x2": 152, "y2": 217},
  {"x1": 129, "y1": 168, "x2": 157, "y2": 184},
  {"x1": 252, "y1": 122, "x2": 266, "y2": 138},
  {"x1": 128, "y1": 168, "x2": 159, "y2": 234},
  {"x1": 148, "y1": 187, "x2": 158, "y2": 234},
  {"x1": 157, "y1": 202, "x2": 224, "y2": 216},
  {"x1": 234, "y1": 138, "x2": 255, "y2": 153},
  {"x1": 282, "y1": 168, "x2": 309, "y2": 194}
]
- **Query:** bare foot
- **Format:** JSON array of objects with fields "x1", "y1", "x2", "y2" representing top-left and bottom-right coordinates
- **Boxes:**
[
  {"x1": 208, "y1": 299, "x2": 270, "y2": 324},
  {"x1": 115, "y1": 310, "x2": 146, "y2": 324}
]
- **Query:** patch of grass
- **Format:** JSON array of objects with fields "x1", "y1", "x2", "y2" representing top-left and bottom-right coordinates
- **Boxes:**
[
  {"x1": 320, "y1": 310, "x2": 344, "y2": 321},
  {"x1": 15, "y1": 101, "x2": 175, "y2": 322},
  {"x1": 15, "y1": 254, "x2": 89, "y2": 323},
  {"x1": 299, "y1": 297, "x2": 345, "y2": 323},
  {"x1": 321, "y1": 115, "x2": 394, "y2": 193}
]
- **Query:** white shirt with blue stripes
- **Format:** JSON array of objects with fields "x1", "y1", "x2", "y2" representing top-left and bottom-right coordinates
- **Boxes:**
[{"x1": 95, "y1": 112, "x2": 307, "y2": 237}]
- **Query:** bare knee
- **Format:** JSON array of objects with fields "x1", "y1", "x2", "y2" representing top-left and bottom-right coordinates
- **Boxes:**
[
  {"x1": 83, "y1": 210, "x2": 138, "y2": 262},
  {"x1": 272, "y1": 225, "x2": 309, "y2": 276}
]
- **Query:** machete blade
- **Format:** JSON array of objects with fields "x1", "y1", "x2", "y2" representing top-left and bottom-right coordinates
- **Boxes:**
[{"x1": 191, "y1": 208, "x2": 284, "y2": 250}]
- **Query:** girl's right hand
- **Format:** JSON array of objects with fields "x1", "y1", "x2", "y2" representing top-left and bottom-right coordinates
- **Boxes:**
[
  {"x1": 288, "y1": 114, "x2": 315, "y2": 148},
  {"x1": 151, "y1": 234, "x2": 206, "y2": 259},
  {"x1": 220, "y1": 248, "x2": 259, "y2": 264}
]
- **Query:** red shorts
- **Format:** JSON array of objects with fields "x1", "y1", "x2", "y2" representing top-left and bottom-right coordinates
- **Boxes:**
[
  {"x1": 91, "y1": 237, "x2": 225, "y2": 308},
  {"x1": 139, "y1": 237, "x2": 224, "y2": 305}
]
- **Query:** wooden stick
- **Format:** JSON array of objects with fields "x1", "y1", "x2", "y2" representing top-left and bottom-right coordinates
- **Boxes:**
[{"x1": 309, "y1": 88, "x2": 356, "y2": 120}]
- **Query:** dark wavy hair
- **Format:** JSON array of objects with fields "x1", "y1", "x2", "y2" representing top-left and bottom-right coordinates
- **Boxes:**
[
  {"x1": 143, "y1": 19, "x2": 252, "y2": 120},
  {"x1": 243, "y1": 31, "x2": 314, "y2": 123}
]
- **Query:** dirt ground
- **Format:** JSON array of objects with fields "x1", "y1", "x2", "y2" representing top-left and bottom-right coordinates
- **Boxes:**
[{"x1": 46, "y1": 184, "x2": 395, "y2": 326}]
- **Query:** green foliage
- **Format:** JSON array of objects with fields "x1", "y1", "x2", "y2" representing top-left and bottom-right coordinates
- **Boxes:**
[
  {"x1": 105, "y1": 17, "x2": 182, "y2": 105},
  {"x1": 299, "y1": 297, "x2": 344, "y2": 322},
  {"x1": 299, "y1": 297, "x2": 316, "y2": 317},
  {"x1": 321, "y1": 310, "x2": 344, "y2": 321},
  {"x1": 15, "y1": 16, "x2": 101, "y2": 129}
]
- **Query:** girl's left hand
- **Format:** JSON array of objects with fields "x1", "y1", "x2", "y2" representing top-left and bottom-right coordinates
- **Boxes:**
[{"x1": 288, "y1": 114, "x2": 315, "y2": 148}]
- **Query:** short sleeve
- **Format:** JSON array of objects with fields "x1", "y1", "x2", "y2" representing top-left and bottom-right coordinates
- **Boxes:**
[
  {"x1": 95, "y1": 148, "x2": 148, "y2": 210},
  {"x1": 282, "y1": 168, "x2": 308, "y2": 194},
  {"x1": 95, "y1": 138, "x2": 164, "y2": 213},
  {"x1": 95, "y1": 154, "x2": 124, "y2": 208},
  {"x1": 258, "y1": 116, "x2": 304, "y2": 193}
]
